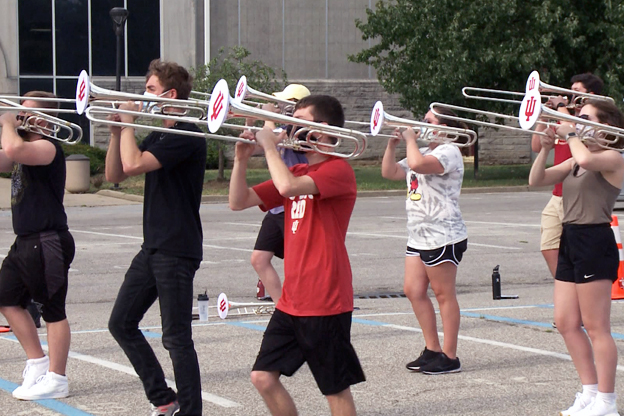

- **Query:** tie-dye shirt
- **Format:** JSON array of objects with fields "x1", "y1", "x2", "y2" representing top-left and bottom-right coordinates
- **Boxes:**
[{"x1": 398, "y1": 144, "x2": 467, "y2": 250}]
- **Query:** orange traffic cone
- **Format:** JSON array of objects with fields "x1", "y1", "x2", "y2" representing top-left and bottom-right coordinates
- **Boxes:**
[{"x1": 610, "y1": 215, "x2": 624, "y2": 300}]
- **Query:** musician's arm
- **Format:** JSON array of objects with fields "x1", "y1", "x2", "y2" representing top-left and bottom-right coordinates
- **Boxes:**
[
  {"x1": 118, "y1": 127, "x2": 162, "y2": 176},
  {"x1": 0, "y1": 113, "x2": 55, "y2": 166},
  {"x1": 264, "y1": 143, "x2": 319, "y2": 197},
  {"x1": 229, "y1": 141, "x2": 264, "y2": 210},
  {"x1": 381, "y1": 137, "x2": 405, "y2": 181},
  {"x1": 404, "y1": 133, "x2": 444, "y2": 174},
  {"x1": 0, "y1": 151, "x2": 14, "y2": 173},
  {"x1": 105, "y1": 131, "x2": 128, "y2": 183}
]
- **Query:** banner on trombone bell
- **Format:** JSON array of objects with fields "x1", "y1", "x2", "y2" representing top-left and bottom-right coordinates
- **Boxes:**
[{"x1": 519, "y1": 71, "x2": 542, "y2": 130}]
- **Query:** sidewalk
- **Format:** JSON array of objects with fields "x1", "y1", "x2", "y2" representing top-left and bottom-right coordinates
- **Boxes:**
[
  {"x1": 0, "y1": 177, "x2": 548, "y2": 210},
  {"x1": 0, "y1": 178, "x2": 141, "y2": 210}
]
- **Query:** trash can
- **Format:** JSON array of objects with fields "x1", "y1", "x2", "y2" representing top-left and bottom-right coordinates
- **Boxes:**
[{"x1": 65, "y1": 154, "x2": 90, "y2": 193}]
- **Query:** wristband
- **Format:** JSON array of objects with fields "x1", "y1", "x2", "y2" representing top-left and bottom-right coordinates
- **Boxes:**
[{"x1": 556, "y1": 102, "x2": 566, "y2": 109}]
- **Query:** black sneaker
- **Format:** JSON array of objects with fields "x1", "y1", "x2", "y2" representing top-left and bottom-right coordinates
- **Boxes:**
[
  {"x1": 420, "y1": 353, "x2": 461, "y2": 375},
  {"x1": 406, "y1": 347, "x2": 442, "y2": 372}
]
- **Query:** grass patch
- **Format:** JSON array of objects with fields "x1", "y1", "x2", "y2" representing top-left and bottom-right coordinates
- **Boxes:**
[{"x1": 99, "y1": 163, "x2": 532, "y2": 196}]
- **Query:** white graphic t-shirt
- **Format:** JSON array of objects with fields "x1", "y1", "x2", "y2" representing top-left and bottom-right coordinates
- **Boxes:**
[{"x1": 398, "y1": 144, "x2": 467, "y2": 250}]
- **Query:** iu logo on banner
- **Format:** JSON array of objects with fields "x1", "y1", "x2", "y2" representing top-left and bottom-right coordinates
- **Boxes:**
[
  {"x1": 217, "y1": 293, "x2": 229, "y2": 319},
  {"x1": 234, "y1": 75, "x2": 247, "y2": 103},
  {"x1": 370, "y1": 101, "x2": 385, "y2": 136},
  {"x1": 525, "y1": 70, "x2": 540, "y2": 93},
  {"x1": 207, "y1": 79, "x2": 230, "y2": 133},
  {"x1": 519, "y1": 90, "x2": 542, "y2": 130},
  {"x1": 75, "y1": 70, "x2": 91, "y2": 115}
]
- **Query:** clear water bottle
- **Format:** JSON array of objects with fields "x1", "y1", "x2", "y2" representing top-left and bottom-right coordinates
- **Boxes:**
[{"x1": 197, "y1": 290, "x2": 209, "y2": 321}]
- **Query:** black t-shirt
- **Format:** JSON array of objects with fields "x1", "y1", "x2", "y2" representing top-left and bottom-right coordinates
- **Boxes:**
[
  {"x1": 139, "y1": 122, "x2": 207, "y2": 260},
  {"x1": 11, "y1": 140, "x2": 68, "y2": 236}
]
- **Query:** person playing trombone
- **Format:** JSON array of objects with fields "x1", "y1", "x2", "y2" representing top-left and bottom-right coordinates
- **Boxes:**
[
  {"x1": 381, "y1": 107, "x2": 468, "y2": 375},
  {"x1": 529, "y1": 99, "x2": 624, "y2": 416},
  {"x1": 230, "y1": 94, "x2": 366, "y2": 416},
  {"x1": 247, "y1": 84, "x2": 311, "y2": 303},
  {"x1": 105, "y1": 59, "x2": 206, "y2": 416},
  {"x1": 0, "y1": 91, "x2": 75, "y2": 400},
  {"x1": 531, "y1": 73, "x2": 604, "y2": 279}
]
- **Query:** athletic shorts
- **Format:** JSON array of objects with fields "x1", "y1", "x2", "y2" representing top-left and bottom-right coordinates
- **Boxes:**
[
  {"x1": 406, "y1": 239, "x2": 468, "y2": 267},
  {"x1": 0, "y1": 230, "x2": 75, "y2": 323},
  {"x1": 541, "y1": 195, "x2": 564, "y2": 251},
  {"x1": 252, "y1": 309, "x2": 366, "y2": 396},
  {"x1": 253, "y1": 211, "x2": 285, "y2": 259},
  {"x1": 555, "y1": 223, "x2": 618, "y2": 284}
]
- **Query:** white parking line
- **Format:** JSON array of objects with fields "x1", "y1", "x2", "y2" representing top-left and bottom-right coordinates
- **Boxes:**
[{"x1": 0, "y1": 336, "x2": 241, "y2": 408}]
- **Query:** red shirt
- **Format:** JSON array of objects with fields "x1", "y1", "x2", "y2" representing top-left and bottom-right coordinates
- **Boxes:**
[
  {"x1": 252, "y1": 158, "x2": 357, "y2": 316},
  {"x1": 553, "y1": 140, "x2": 572, "y2": 196}
]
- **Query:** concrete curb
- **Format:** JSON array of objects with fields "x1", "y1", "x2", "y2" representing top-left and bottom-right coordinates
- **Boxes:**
[
  {"x1": 96, "y1": 190, "x2": 145, "y2": 202},
  {"x1": 96, "y1": 186, "x2": 551, "y2": 204}
]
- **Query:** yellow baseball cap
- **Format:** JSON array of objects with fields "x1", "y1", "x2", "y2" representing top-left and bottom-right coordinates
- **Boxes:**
[{"x1": 272, "y1": 84, "x2": 311, "y2": 101}]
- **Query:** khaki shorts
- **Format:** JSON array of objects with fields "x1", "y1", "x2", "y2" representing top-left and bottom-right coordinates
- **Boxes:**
[{"x1": 540, "y1": 195, "x2": 564, "y2": 251}]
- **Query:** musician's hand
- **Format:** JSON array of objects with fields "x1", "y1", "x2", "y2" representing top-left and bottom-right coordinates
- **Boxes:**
[
  {"x1": 0, "y1": 112, "x2": 21, "y2": 129},
  {"x1": 402, "y1": 127, "x2": 420, "y2": 142},
  {"x1": 555, "y1": 122, "x2": 575, "y2": 139},
  {"x1": 255, "y1": 126, "x2": 279, "y2": 150},
  {"x1": 118, "y1": 100, "x2": 139, "y2": 124},
  {"x1": 107, "y1": 113, "x2": 123, "y2": 136},
  {"x1": 261, "y1": 103, "x2": 280, "y2": 114},
  {"x1": 540, "y1": 128, "x2": 556, "y2": 150},
  {"x1": 387, "y1": 128, "x2": 402, "y2": 147},
  {"x1": 235, "y1": 131, "x2": 256, "y2": 161},
  {"x1": 546, "y1": 95, "x2": 568, "y2": 110}
]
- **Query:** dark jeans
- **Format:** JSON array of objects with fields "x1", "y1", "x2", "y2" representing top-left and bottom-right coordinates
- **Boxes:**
[{"x1": 108, "y1": 248, "x2": 202, "y2": 416}]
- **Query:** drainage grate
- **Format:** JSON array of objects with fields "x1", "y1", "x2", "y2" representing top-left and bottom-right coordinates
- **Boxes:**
[{"x1": 356, "y1": 293, "x2": 406, "y2": 300}]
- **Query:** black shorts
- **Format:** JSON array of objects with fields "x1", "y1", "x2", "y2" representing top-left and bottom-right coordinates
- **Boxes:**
[
  {"x1": 252, "y1": 309, "x2": 366, "y2": 396},
  {"x1": 253, "y1": 211, "x2": 285, "y2": 259},
  {"x1": 556, "y1": 223, "x2": 619, "y2": 284},
  {"x1": 0, "y1": 230, "x2": 75, "y2": 323},
  {"x1": 406, "y1": 239, "x2": 468, "y2": 267}
]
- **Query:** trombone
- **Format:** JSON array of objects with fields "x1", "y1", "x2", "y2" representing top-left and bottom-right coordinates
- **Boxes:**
[
  {"x1": 216, "y1": 293, "x2": 274, "y2": 319},
  {"x1": 233, "y1": 75, "x2": 296, "y2": 113},
  {"x1": 519, "y1": 91, "x2": 624, "y2": 152},
  {"x1": 75, "y1": 70, "x2": 208, "y2": 119},
  {"x1": 370, "y1": 101, "x2": 477, "y2": 147},
  {"x1": 428, "y1": 102, "x2": 554, "y2": 138},
  {"x1": 0, "y1": 99, "x2": 83, "y2": 144},
  {"x1": 206, "y1": 79, "x2": 368, "y2": 159},
  {"x1": 463, "y1": 72, "x2": 615, "y2": 109},
  {"x1": 84, "y1": 106, "x2": 257, "y2": 145}
]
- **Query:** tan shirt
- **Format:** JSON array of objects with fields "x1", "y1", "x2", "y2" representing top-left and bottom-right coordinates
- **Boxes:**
[{"x1": 562, "y1": 164, "x2": 619, "y2": 224}]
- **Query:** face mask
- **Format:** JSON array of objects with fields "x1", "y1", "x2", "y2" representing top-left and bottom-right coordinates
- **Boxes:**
[{"x1": 140, "y1": 90, "x2": 171, "y2": 113}]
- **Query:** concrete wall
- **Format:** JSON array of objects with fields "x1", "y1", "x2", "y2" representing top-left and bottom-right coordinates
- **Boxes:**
[
  {"x1": 210, "y1": 0, "x2": 374, "y2": 79},
  {"x1": 0, "y1": 1, "x2": 18, "y2": 94},
  {"x1": 161, "y1": 0, "x2": 204, "y2": 69}
]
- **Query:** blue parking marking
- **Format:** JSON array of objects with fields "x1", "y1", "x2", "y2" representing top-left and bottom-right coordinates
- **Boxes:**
[{"x1": 0, "y1": 378, "x2": 95, "y2": 416}]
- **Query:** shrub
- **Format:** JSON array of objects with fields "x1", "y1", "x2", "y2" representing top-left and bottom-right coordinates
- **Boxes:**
[{"x1": 62, "y1": 143, "x2": 107, "y2": 176}]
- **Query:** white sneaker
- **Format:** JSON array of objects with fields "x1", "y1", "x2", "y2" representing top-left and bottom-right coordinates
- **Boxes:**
[
  {"x1": 560, "y1": 392, "x2": 594, "y2": 416},
  {"x1": 11, "y1": 356, "x2": 50, "y2": 398},
  {"x1": 12, "y1": 371, "x2": 69, "y2": 400},
  {"x1": 573, "y1": 397, "x2": 620, "y2": 416}
]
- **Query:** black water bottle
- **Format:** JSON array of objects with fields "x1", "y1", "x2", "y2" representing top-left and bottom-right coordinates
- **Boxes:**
[{"x1": 492, "y1": 265, "x2": 501, "y2": 300}]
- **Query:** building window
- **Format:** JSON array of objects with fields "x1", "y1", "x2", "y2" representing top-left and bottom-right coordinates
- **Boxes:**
[{"x1": 17, "y1": 0, "x2": 161, "y2": 144}]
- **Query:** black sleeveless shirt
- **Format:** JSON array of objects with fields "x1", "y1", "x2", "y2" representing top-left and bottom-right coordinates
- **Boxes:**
[{"x1": 11, "y1": 140, "x2": 68, "y2": 236}]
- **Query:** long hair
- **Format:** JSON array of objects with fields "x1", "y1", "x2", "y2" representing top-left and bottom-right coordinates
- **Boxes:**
[{"x1": 583, "y1": 99, "x2": 624, "y2": 149}]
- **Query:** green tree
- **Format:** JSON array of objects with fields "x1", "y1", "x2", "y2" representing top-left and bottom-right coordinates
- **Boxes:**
[
  {"x1": 192, "y1": 46, "x2": 288, "y2": 180},
  {"x1": 350, "y1": 0, "x2": 624, "y2": 116}
]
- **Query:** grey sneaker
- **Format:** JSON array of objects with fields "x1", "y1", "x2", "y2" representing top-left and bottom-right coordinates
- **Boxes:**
[{"x1": 150, "y1": 401, "x2": 180, "y2": 416}]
